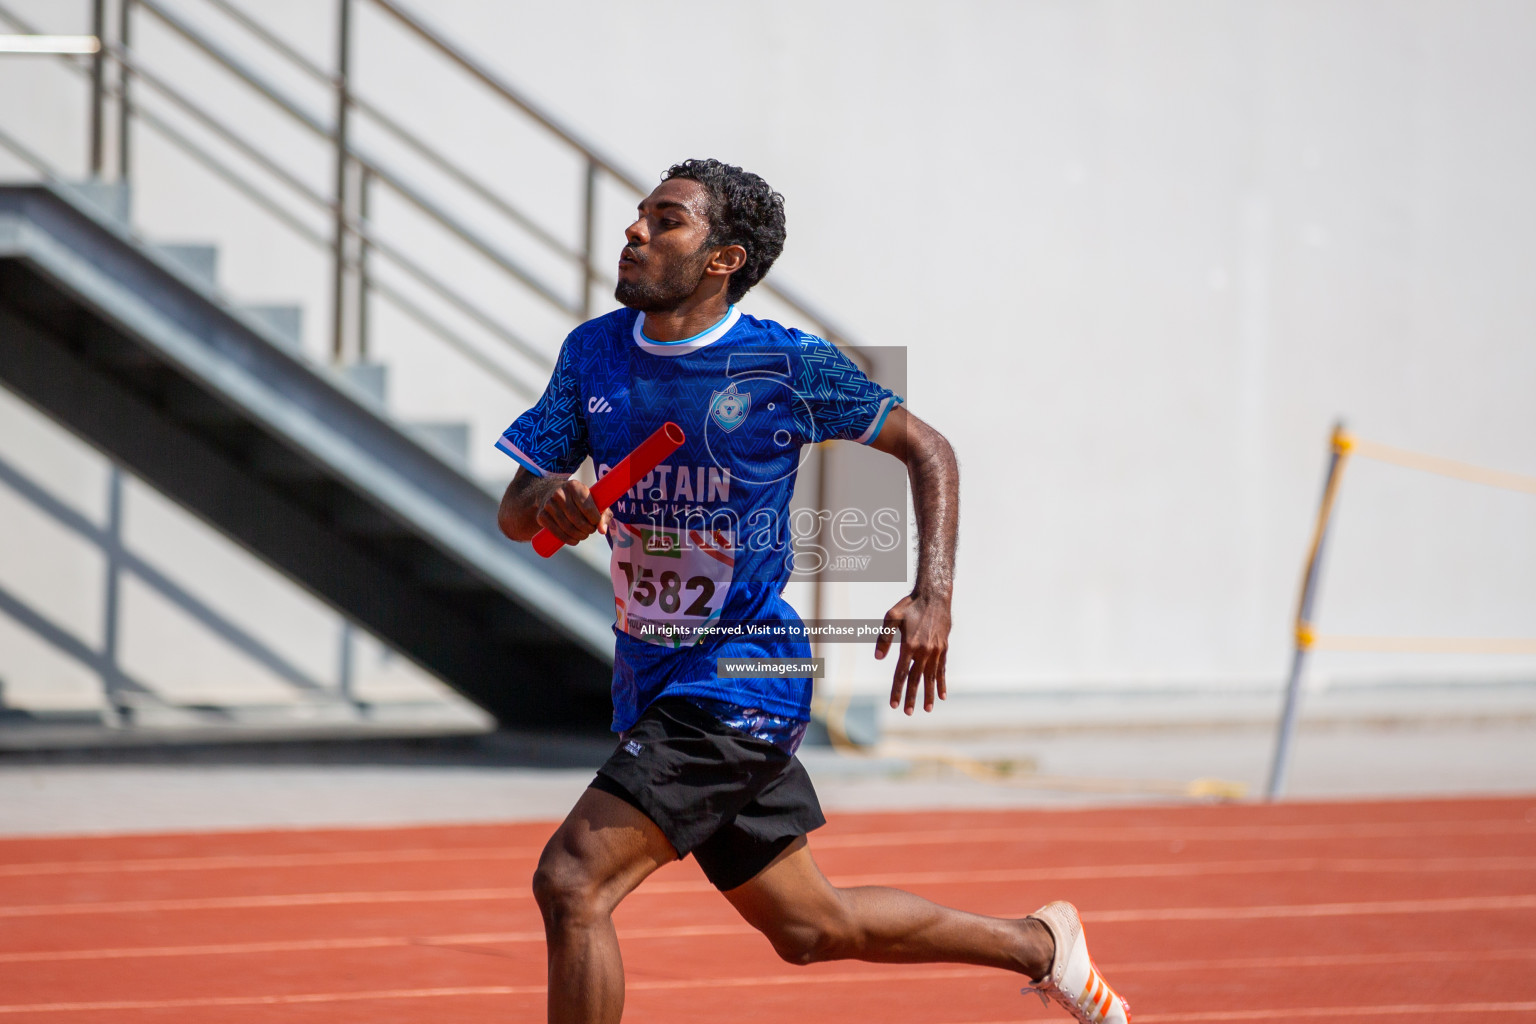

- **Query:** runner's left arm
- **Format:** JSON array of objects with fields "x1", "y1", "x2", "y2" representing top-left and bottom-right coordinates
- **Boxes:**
[{"x1": 867, "y1": 405, "x2": 959, "y2": 714}]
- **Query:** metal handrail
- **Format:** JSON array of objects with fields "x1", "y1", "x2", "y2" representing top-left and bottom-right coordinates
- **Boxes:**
[
  {"x1": 134, "y1": 0, "x2": 577, "y2": 317},
  {"x1": 134, "y1": 95, "x2": 541, "y2": 399},
  {"x1": 193, "y1": 0, "x2": 580, "y2": 264},
  {"x1": 5, "y1": 0, "x2": 860, "y2": 385},
  {"x1": 96, "y1": 33, "x2": 551, "y2": 368},
  {"x1": 366, "y1": 0, "x2": 637, "y2": 189},
  {"x1": 0, "y1": 26, "x2": 546, "y2": 399},
  {"x1": 363, "y1": 0, "x2": 855, "y2": 344},
  {"x1": 134, "y1": 106, "x2": 540, "y2": 399},
  {"x1": 150, "y1": 0, "x2": 856, "y2": 346}
]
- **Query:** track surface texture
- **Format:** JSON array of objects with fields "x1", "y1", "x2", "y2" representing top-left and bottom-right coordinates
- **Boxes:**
[{"x1": 1, "y1": 796, "x2": 1533, "y2": 1022}]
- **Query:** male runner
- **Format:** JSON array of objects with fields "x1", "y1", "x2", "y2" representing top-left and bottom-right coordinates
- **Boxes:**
[{"x1": 496, "y1": 159, "x2": 1130, "y2": 1024}]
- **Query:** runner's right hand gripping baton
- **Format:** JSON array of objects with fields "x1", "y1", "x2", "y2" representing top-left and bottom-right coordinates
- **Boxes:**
[{"x1": 531, "y1": 421, "x2": 686, "y2": 558}]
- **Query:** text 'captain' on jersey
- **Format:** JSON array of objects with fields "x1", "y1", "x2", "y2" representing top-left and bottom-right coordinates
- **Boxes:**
[{"x1": 497, "y1": 305, "x2": 902, "y2": 732}]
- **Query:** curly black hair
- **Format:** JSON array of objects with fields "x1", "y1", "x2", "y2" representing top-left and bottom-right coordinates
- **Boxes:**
[{"x1": 661, "y1": 159, "x2": 786, "y2": 304}]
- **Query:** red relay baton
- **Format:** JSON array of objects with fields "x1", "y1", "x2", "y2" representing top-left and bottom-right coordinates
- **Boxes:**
[{"x1": 531, "y1": 421, "x2": 686, "y2": 558}]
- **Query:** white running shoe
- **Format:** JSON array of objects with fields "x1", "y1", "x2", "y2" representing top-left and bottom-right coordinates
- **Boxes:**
[{"x1": 1023, "y1": 901, "x2": 1131, "y2": 1023}]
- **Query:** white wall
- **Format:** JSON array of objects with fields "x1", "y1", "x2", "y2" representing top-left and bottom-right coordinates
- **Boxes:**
[
  {"x1": 450, "y1": 0, "x2": 1536, "y2": 694},
  {"x1": 1, "y1": 0, "x2": 1532, "y2": 713}
]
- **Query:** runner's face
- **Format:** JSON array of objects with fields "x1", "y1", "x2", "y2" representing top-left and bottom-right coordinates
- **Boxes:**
[{"x1": 615, "y1": 179, "x2": 717, "y2": 312}]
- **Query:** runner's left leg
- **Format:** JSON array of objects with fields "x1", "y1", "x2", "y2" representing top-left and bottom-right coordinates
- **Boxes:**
[
  {"x1": 721, "y1": 835, "x2": 1054, "y2": 976},
  {"x1": 534, "y1": 786, "x2": 678, "y2": 1024}
]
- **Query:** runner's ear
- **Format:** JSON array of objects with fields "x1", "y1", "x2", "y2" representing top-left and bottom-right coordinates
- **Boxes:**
[{"x1": 707, "y1": 244, "x2": 747, "y2": 277}]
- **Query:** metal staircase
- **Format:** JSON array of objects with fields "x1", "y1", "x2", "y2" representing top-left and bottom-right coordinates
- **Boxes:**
[
  {"x1": 0, "y1": 182, "x2": 615, "y2": 726},
  {"x1": 0, "y1": 0, "x2": 856, "y2": 729}
]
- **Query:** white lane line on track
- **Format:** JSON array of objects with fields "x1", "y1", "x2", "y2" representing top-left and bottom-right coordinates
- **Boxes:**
[
  {"x1": 814, "y1": 818, "x2": 1536, "y2": 848},
  {"x1": 0, "y1": 986, "x2": 541, "y2": 1014},
  {"x1": 1114, "y1": 947, "x2": 1536, "y2": 972},
  {"x1": 0, "y1": 924, "x2": 745, "y2": 963},
  {"x1": 0, "y1": 887, "x2": 524, "y2": 918},
  {"x1": 2, "y1": 816, "x2": 1531, "y2": 877},
  {"x1": 826, "y1": 854, "x2": 1536, "y2": 888},
  {"x1": 4, "y1": 855, "x2": 1534, "y2": 918},
  {"x1": 1096, "y1": 1003, "x2": 1536, "y2": 1022},
  {"x1": 1, "y1": 984, "x2": 1535, "y2": 1016},
  {"x1": 3, "y1": 915, "x2": 1534, "y2": 970},
  {"x1": 945, "y1": 1002, "x2": 1536, "y2": 1024},
  {"x1": 0, "y1": 847, "x2": 534, "y2": 878},
  {"x1": 0, "y1": 970, "x2": 992, "y2": 1014},
  {"x1": 1085, "y1": 893, "x2": 1536, "y2": 921}
]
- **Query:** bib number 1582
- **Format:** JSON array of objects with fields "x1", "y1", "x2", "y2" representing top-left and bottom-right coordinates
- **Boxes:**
[
  {"x1": 610, "y1": 524, "x2": 734, "y2": 646},
  {"x1": 614, "y1": 562, "x2": 715, "y2": 617}
]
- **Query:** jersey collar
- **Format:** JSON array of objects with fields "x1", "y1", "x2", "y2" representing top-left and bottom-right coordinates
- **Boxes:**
[{"x1": 632, "y1": 305, "x2": 740, "y2": 356}]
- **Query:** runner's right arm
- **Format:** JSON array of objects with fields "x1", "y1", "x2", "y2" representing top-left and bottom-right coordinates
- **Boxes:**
[
  {"x1": 497, "y1": 468, "x2": 611, "y2": 545},
  {"x1": 495, "y1": 332, "x2": 600, "y2": 546}
]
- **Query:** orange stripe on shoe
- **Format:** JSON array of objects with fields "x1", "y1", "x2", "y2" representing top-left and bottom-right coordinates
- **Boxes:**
[
  {"x1": 1101, "y1": 974, "x2": 1123, "y2": 1019},
  {"x1": 1083, "y1": 974, "x2": 1096, "y2": 1011},
  {"x1": 1093, "y1": 976, "x2": 1113, "y2": 1020}
]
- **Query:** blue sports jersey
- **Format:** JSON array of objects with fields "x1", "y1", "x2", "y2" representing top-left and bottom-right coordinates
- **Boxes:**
[{"x1": 498, "y1": 305, "x2": 902, "y2": 732}]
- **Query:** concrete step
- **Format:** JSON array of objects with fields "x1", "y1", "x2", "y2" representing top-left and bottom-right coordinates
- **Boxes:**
[
  {"x1": 154, "y1": 243, "x2": 218, "y2": 288},
  {"x1": 240, "y1": 304, "x2": 303, "y2": 352},
  {"x1": 341, "y1": 362, "x2": 471, "y2": 465},
  {"x1": 405, "y1": 421, "x2": 470, "y2": 466},
  {"x1": 68, "y1": 180, "x2": 131, "y2": 225}
]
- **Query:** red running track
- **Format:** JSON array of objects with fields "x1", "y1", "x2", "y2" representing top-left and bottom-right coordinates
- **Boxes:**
[{"x1": 1, "y1": 796, "x2": 1534, "y2": 1022}]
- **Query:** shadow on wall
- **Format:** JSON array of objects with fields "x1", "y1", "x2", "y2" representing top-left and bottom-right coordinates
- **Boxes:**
[{"x1": 0, "y1": 448, "x2": 366, "y2": 722}]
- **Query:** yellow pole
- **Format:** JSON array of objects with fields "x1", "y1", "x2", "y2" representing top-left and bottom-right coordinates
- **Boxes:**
[{"x1": 1266, "y1": 422, "x2": 1353, "y2": 800}]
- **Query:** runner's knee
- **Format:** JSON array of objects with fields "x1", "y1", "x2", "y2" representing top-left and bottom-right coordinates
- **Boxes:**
[
  {"x1": 532, "y1": 850, "x2": 603, "y2": 930},
  {"x1": 767, "y1": 922, "x2": 854, "y2": 965},
  {"x1": 761, "y1": 903, "x2": 858, "y2": 965}
]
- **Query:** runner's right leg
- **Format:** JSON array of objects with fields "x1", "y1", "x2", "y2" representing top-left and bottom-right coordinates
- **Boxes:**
[
  {"x1": 722, "y1": 836, "x2": 1053, "y2": 973},
  {"x1": 534, "y1": 786, "x2": 678, "y2": 1024},
  {"x1": 722, "y1": 836, "x2": 1131, "y2": 1022}
]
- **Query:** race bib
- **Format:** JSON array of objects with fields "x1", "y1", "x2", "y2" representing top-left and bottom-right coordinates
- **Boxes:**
[{"x1": 610, "y1": 523, "x2": 734, "y2": 647}]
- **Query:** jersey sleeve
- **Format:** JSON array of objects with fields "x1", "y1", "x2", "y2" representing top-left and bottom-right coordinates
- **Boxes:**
[
  {"x1": 495, "y1": 337, "x2": 589, "y2": 476},
  {"x1": 791, "y1": 333, "x2": 904, "y2": 445}
]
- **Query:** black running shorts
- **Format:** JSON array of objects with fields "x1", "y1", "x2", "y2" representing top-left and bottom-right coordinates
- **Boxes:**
[{"x1": 590, "y1": 697, "x2": 826, "y2": 891}]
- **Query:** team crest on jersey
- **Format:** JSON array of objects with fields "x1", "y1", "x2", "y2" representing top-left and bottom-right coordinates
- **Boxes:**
[{"x1": 708, "y1": 382, "x2": 751, "y2": 432}]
